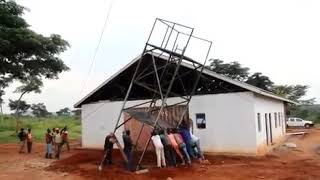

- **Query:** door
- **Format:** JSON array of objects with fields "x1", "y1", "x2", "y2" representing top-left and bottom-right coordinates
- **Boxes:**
[
  {"x1": 288, "y1": 118, "x2": 295, "y2": 127},
  {"x1": 295, "y1": 118, "x2": 303, "y2": 126},
  {"x1": 269, "y1": 113, "x2": 273, "y2": 144},
  {"x1": 265, "y1": 114, "x2": 270, "y2": 145}
]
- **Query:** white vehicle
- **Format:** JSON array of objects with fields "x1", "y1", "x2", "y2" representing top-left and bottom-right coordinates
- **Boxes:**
[{"x1": 286, "y1": 117, "x2": 314, "y2": 128}]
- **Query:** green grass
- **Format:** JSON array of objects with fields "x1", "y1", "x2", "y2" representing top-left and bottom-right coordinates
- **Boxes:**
[{"x1": 0, "y1": 115, "x2": 81, "y2": 143}]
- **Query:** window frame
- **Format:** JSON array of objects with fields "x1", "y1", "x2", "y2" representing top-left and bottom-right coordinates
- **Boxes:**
[
  {"x1": 274, "y1": 112, "x2": 278, "y2": 128},
  {"x1": 195, "y1": 113, "x2": 206, "y2": 129},
  {"x1": 257, "y1": 113, "x2": 261, "y2": 132}
]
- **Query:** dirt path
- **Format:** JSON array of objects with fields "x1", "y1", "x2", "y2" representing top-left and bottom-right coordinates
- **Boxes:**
[{"x1": 1, "y1": 129, "x2": 320, "y2": 180}]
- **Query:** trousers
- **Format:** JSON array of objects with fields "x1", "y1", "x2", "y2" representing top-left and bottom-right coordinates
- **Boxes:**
[
  {"x1": 155, "y1": 146, "x2": 166, "y2": 167},
  {"x1": 172, "y1": 144, "x2": 185, "y2": 163},
  {"x1": 27, "y1": 142, "x2": 32, "y2": 153},
  {"x1": 164, "y1": 145, "x2": 176, "y2": 166},
  {"x1": 180, "y1": 143, "x2": 191, "y2": 164}
]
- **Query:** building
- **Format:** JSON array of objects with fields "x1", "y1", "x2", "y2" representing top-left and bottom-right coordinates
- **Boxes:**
[{"x1": 74, "y1": 53, "x2": 294, "y2": 155}]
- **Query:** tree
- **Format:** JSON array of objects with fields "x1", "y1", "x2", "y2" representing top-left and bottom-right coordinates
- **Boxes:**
[
  {"x1": 271, "y1": 85, "x2": 314, "y2": 104},
  {"x1": 8, "y1": 99, "x2": 30, "y2": 115},
  {"x1": 13, "y1": 75, "x2": 43, "y2": 113},
  {"x1": 246, "y1": 72, "x2": 274, "y2": 91},
  {"x1": 56, "y1": 107, "x2": 71, "y2": 116},
  {"x1": 208, "y1": 59, "x2": 250, "y2": 81},
  {"x1": 0, "y1": 89, "x2": 4, "y2": 115},
  {"x1": 31, "y1": 103, "x2": 50, "y2": 117},
  {"x1": 0, "y1": 0, "x2": 69, "y2": 90}
]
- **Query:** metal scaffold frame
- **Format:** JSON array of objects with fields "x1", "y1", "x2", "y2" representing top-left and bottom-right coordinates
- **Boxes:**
[{"x1": 112, "y1": 18, "x2": 212, "y2": 170}]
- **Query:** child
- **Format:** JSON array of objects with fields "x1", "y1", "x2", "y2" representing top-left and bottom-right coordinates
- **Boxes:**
[{"x1": 26, "y1": 128, "x2": 33, "y2": 153}]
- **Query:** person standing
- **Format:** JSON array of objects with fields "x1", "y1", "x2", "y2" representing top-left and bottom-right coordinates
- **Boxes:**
[
  {"x1": 18, "y1": 128, "x2": 26, "y2": 153},
  {"x1": 26, "y1": 128, "x2": 33, "y2": 153},
  {"x1": 45, "y1": 129, "x2": 53, "y2": 159},
  {"x1": 151, "y1": 130, "x2": 166, "y2": 168},
  {"x1": 61, "y1": 126, "x2": 70, "y2": 151},
  {"x1": 103, "y1": 133, "x2": 116, "y2": 165},
  {"x1": 54, "y1": 129, "x2": 63, "y2": 159},
  {"x1": 167, "y1": 128, "x2": 185, "y2": 165},
  {"x1": 159, "y1": 129, "x2": 176, "y2": 166},
  {"x1": 122, "y1": 130, "x2": 133, "y2": 171}
]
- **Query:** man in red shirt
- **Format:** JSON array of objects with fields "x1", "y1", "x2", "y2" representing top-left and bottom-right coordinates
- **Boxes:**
[{"x1": 61, "y1": 126, "x2": 70, "y2": 151}]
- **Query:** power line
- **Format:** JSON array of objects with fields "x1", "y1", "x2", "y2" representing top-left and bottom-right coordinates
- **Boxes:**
[{"x1": 77, "y1": 0, "x2": 115, "y2": 101}]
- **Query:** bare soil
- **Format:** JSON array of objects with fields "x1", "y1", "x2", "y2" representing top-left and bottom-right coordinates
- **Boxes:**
[{"x1": 1, "y1": 128, "x2": 320, "y2": 180}]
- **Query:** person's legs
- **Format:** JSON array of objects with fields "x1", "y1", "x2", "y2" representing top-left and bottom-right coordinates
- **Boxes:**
[
  {"x1": 106, "y1": 148, "x2": 112, "y2": 164},
  {"x1": 19, "y1": 141, "x2": 25, "y2": 153},
  {"x1": 163, "y1": 145, "x2": 172, "y2": 166},
  {"x1": 125, "y1": 150, "x2": 133, "y2": 171},
  {"x1": 160, "y1": 147, "x2": 166, "y2": 167},
  {"x1": 27, "y1": 142, "x2": 32, "y2": 153},
  {"x1": 47, "y1": 143, "x2": 52, "y2": 158},
  {"x1": 181, "y1": 145, "x2": 191, "y2": 164},
  {"x1": 186, "y1": 142, "x2": 195, "y2": 158},
  {"x1": 195, "y1": 140, "x2": 204, "y2": 160},
  {"x1": 56, "y1": 143, "x2": 61, "y2": 159},
  {"x1": 168, "y1": 145, "x2": 177, "y2": 166},
  {"x1": 155, "y1": 147, "x2": 161, "y2": 167},
  {"x1": 66, "y1": 140, "x2": 70, "y2": 151},
  {"x1": 173, "y1": 145, "x2": 185, "y2": 164}
]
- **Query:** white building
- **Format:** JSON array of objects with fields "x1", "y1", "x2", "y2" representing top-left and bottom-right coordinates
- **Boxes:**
[{"x1": 74, "y1": 53, "x2": 294, "y2": 155}]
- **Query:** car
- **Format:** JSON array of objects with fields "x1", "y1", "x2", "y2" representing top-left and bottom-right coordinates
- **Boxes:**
[{"x1": 286, "y1": 117, "x2": 314, "y2": 128}]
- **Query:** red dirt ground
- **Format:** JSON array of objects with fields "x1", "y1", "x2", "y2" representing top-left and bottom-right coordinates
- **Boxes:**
[{"x1": 1, "y1": 128, "x2": 320, "y2": 179}]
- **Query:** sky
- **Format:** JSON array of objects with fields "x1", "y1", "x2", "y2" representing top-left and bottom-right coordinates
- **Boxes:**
[{"x1": 2, "y1": 0, "x2": 320, "y2": 113}]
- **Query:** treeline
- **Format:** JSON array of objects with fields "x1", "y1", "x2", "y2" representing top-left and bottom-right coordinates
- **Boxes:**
[{"x1": 207, "y1": 59, "x2": 316, "y2": 117}]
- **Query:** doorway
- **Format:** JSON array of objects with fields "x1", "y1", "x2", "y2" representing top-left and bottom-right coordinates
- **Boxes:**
[
  {"x1": 265, "y1": 113, "x2": 269, "y2": 145},
  {"x1": 268, "y1": 113, "x2": 273, "y2": 144}
]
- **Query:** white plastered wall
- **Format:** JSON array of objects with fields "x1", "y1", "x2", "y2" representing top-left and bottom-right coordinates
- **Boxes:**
[
  {"x1": 253, "y1": 94, "x2": 286, "y2": 149},
  {"x1": 81, "y1": 92, "x2": 260, "y2": 155},
  {"x1": 189, "y1": 92, "x2": 257, "y2": 154}
]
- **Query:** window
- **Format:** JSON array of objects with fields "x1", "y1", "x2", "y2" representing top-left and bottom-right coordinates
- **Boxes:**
[
  {"x1": 278, "y1": 112, "x2": 281, "y2": 127},
  {"x1": 257, "y1": 113, "x2": 261, "y2": 132},
  {"x1": 196, "y1": 113, "x2": 206, "y2": 129},
  {"x1": 296, "y1": 118, "x2": 303, "y2": 122},
  {"x1": 290, "y1": 118, "x2": 295, "y2": 122},
  {"x1": 274, "y1": 113, "x2": 277, "y2": 128}
]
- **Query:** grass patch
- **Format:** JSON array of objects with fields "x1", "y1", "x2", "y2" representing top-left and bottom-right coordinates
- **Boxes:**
[{"x1": 0, "y1": 115, "x2": 81, "y2": 143}]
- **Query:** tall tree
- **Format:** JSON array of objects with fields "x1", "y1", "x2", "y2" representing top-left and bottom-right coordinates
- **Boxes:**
[
  {"x1": 0, "y1": 0, "x2": 69, "y2": 91},
  {"x1": 208, "y1": 59, "x2": 250, "y2": 81},
  {"x1": 12, "y1": 76, "x2": 43, "y2": 132},
  {"x1": 31, "y1": 103, "x2": 50, "y2": 117},
  {"x1": 246, "y1": 72, "x2": 274, "y2": 91},
  {"x1": 8, "y1": 99, "x2": 30, "y2": 115}
]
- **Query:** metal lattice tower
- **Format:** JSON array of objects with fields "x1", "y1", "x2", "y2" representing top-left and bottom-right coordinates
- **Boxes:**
[{"x1": 112, "y1": 18, "x2": 212, "y2": 170}]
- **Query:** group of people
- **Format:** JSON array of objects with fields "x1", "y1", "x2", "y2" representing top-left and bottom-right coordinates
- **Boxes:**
[
  {"x1": 18, "y1": 128, "x2": 33, "y2": 153},
  {"x1": 151, "y1": 125, "x2": 204, "y2": 168},
  {"x1": 102, "y1": 121, "x2": 204, "y2": 171},
  {"x1": 45, "y1": 126, "x2": 70, "y2": 159},
  {"x1": 17, "y1": 126, "x2": 70, "y2": 159}
]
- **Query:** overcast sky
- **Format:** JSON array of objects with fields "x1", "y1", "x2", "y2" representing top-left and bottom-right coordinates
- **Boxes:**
[{"x1": 2, "y1": 0, "x2": 320, "y2": 113}]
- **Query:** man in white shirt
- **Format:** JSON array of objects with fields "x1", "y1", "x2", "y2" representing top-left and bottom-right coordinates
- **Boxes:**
[
  {"x1": 54, "y1": 129, "x2": 63, "y2": 159},
  {"x1": 151, "y1": 130, "x2": 166, "y2": 168}
]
